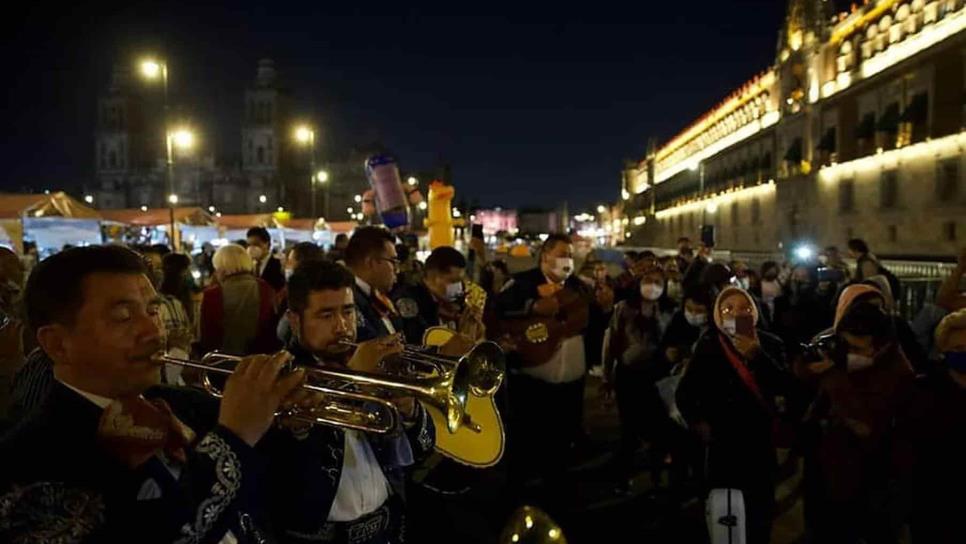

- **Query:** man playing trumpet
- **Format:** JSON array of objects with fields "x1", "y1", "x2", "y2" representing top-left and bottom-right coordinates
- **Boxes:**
[
  {"x1": 262, "y1": 260, "x2": 435, "y2": 544},
  {"x1": 0, "y1": 246, "x2": 301, "y2": 543}
]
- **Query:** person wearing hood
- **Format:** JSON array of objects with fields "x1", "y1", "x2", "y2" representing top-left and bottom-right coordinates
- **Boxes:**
[
  {"x1": 600, "y1": 265, "x2": 677, "y2": 493},
  {"x1": 662, "y1": 287, "x2": 713, "y2": 367},
  {"x1": 796, "y1": 284, "x2": 918, "y2": 544},
  {"x1": 676, "y1": 286, "x2": 795, "y2": 544},
  {"x1": 861, "y1": 275, "x2": 928, "y2": 374},
  {"x1": 908, "y1": 309, "x2": 966, "y2": 544}
]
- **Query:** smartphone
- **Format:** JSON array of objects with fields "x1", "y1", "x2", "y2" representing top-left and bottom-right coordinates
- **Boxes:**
[
  {"x1": 735, "y1": 314, "x2": 755, "y2": 337},
  {"x1": 471, "y1": 224, "x2": 484, "y2": 240},
  {"x1": 700, "y1": 225, "x2": 716, "y2": 248}
]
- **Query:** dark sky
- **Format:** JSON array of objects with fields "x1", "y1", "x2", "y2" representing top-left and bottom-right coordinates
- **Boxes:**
[{"x1": 2, "y1": 2, "x2": 798, "y2": 212}]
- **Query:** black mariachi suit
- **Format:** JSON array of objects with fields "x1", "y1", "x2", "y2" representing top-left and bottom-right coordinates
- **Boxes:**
[
  {"x1": 390, "y1": 281, "x2": 510, "y2": 544},
  {"x1": 493, "y1": 268, "x2": 591, "y2": 500},
  {"x1": 0, "y1": 382, "x2": 269, "y2": 544},
  {"x1": 260, "y1": 341, "x2": 435, "y2": 544},
  {"x1": 353, "y1": 282, "x2": 403, "y2": 343}
]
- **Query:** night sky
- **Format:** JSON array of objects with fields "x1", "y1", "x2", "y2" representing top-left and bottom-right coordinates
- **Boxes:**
[{"x1": 2, "y1": 2, "x2": 806, "y2": 212}]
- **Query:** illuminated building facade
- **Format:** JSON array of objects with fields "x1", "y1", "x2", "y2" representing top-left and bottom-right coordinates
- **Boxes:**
[{"x1": 625, "y1": 0, "x2": 966, "y2": 257}]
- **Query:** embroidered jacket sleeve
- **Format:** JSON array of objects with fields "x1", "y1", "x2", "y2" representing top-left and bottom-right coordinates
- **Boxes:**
[{"x1": 0, "y1": 425, "x2": 263, "y2": 544}]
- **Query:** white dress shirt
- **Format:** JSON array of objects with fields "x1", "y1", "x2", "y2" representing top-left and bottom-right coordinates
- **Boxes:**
[
  {"x1": 327, "y1": 430, "x2": 391, "y2": 522},
  {"x1": 355, "y1": 276, "x2": 397, "y2": 335},
  {"x1": 519, "y1": 275, "x2": 587, "y2": 384}
]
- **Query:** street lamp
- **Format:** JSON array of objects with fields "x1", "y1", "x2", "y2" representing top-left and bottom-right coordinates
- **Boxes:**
[
  {"x1": 259, "y1": 194, "x2": 267, "y2": 204},
  {"x1": 139, "y1": 57, "x2": 181, "y2": 250},
  {"x1": 353, "y1": 194, "x2": 362, "y2": 203},
  {"x1": 418, "y1": 201, "x2": 428, "y2": 211},
  {"x1": 295, "y1": 125, "x2": 327, "y2": 219},
  {"x1": 596, "y1": 204, "x2": 606, "y2": 214},
  {"x1": 208, "y1": 205, "x2": 216, "y2": 213},
  {"x1": 140, "y1": 205, "x2": 148, "y2": 212},
  {"x1": 277, "y1": 206, "x2": 284, "y2": 213},
  {"x1": 407, "y1": 177, "x2": 418, "y2": 186},
  {"x1": 84, "y1": 195, "x2": 94, "y2": 204}
]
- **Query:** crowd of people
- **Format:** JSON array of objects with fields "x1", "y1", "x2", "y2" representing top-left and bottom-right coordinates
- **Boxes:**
[{"x1": 0, "y1": 226, "x2": 962, "y2": 544}]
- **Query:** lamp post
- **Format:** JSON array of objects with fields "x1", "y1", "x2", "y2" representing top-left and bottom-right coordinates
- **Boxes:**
[
  {"x1": 316, "y1": 170, "x2": 329, "y2": 219},
  {"x1": 140, "y1": 58, "x2": 181, "y2": 250},
  {"x1": 295, "y1": 125, "x2": 324, "y2": 218}
]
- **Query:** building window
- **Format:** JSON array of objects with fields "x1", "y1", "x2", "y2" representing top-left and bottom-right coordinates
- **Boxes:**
[
  {"x1": 880, "y1": 170, "x2": 898, "y2": 208},
  {"x1": 109, "y1": 149, "x2": 117, "y2": 169},
  {"x1": 751, "y1": 198, "x2": 760, "y2": 225},
  {"x1": 257, "y1": 146, "x2": 265, "y2": 165},
  {"x1": 888, "y1": 225, "x2": 898, "y2": 243},
  {"x1": 839, "y1": 179, "x2": 855, "y2": 212},
  {"x1": 944, "y1": 221, "x2": 957, "y2": 241},
  {"x1": 936, "y1": 159, "x2": 959, "y2": 201},
  {"x1": 731, "y1": 201, "x2": 739, "y2": 226}
]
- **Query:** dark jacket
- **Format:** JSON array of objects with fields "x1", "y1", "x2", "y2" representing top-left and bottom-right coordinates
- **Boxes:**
[
  {"x1": 260, "y1": 340, "x2": 435, "y2": 542},
  {"x1": 910, "y1": 369, "x2": 966, "y2": 544},
  {"x1": 493, "y1": 267, "x2": 589, "y2": 320},
  {"x1": 661, "y1": 310, "x2": 705, "y2": 364},
  {"x1": 772, "y1": 286, "x2": 834, "y2": 354},
  {"x1": 390, "y1": 281, "x2": 442, "y2": 345},
  {"x1": 0, "y1": 382, "x2": 268, "y2": 543},
  {"x1": 259, "y1": 255, "x2": 286, "y2": 293},
  {"x1": 493, "y1": 267, "x2": 591, "y2": 370},
  {"x1": 353, "y1": 281, "x2": 404, "y2": 342},
  {"x1": 676, "y1": 329, "x2": 794, "y2": 488}
]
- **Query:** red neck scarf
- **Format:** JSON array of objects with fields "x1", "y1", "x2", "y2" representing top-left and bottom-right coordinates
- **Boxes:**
[{"x1": 97, "y1": 397, "x2": 196, "y2": 469}]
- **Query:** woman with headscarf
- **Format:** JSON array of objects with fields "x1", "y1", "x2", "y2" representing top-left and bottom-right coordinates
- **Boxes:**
[
  {"x1": 601, "y1": 265, "x2": 677, "y2": 493},
  {"x1": 675, "y1": 286, "x2": 795, "y2": 544},
  {"x1": 796, "y1": 284, "x2": 918, "y2": 544}
]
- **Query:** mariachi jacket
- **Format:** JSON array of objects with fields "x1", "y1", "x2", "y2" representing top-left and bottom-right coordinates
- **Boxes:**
[
  {"x1": 0, "y1": 382, "x2": 269, "y2": 544},
  {"x1": 353, "y1": 282, "x2": 403, "y2": 343},
  {"x1": 259, "y1": 341, "x2": 435, "y2": 543}
]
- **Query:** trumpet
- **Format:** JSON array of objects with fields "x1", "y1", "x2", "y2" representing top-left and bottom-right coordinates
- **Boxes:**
[{"x1": 157, "y1": 339, "x2": 505, "y2": 435}]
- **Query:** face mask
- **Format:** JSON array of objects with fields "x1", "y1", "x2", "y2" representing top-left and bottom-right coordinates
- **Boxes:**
[
  {"x1": 285, "y1": 268, "x2": 294, "y2": 281},
  {"x1": 738, "y1": 277, "x2": 751, "y2": 290},
  {"x1": 944, "y1": 351, "x2": 966, "y2": 373},
  {"x1": 846, "y1": 353, "x2": 876, "y2": 372},
  {"x1": 445, "y1": 281, "x2": 464, "y2": 302},
  {"x1": 720, "y1": 317, "x2": 737, "y2": 337},
  {"x1": 551, "y1": 257, "x2": 574, "y2": 281},
  {"x1": 640, "y1": 283, "x2": 664, "y2": 301},
  {"x1": 247, "y1": 246, "x2": 265, "y2": 261},
  {"x1": 685, "y1": 311, "x2": 707, "y2": 327}
]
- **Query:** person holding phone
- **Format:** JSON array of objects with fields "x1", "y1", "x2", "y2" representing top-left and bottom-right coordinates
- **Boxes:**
[{"x1": 676, "y1": 286, "x2": 796, "y2": 544}]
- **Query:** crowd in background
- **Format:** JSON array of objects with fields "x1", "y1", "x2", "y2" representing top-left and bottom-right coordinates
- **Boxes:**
[{"x1": 0, "y1": 226, "x2": 962, "y2": 544}]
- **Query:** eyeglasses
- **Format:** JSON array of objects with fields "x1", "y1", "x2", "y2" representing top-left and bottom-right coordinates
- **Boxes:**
[{"x1": 376, "y1": 257, "x2": 401, "y2": 268}]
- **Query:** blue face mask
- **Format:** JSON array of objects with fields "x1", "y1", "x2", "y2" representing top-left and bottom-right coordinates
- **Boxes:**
[{"x1": 944, "y1": 351, "x2": 966, "y2": 373}]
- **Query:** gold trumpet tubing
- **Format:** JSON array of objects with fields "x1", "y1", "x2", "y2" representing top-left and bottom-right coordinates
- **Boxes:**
[
  {"x1": 157, "y1": 354, "x2": 402, "y2": 434},
  {"x1": 305, "y1": 365, "x2": 468, "y2": 434}
]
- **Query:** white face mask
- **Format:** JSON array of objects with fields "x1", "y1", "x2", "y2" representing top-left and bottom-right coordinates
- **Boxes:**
[
  {"x1": 640, "y1": 283, "x2": 664, "y2": 301},
  {"x1": 248, "y1": 246, "x2": 265, "y2": 261},
  {"x1": 846, "y1": 353, "x2": 875, "y2": 372},
  {"x1": 684, "y1": 311, "x2": 707, "y2": 327},
  {"x1": 445, "y1": 281, "x2": 464, "y2": 302},
  {"x1": 720, "y1": 317, "x2": 737, "y2": 336},
  {"x1": 551, "y1": 257, "x2": 574, "y2": 281},
  {"x1": 284, "y1": 268, "x2": 294, "y2": 281},
  {"x1": 738, "y1": 277, "x2": 751, "y2": 290}
]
